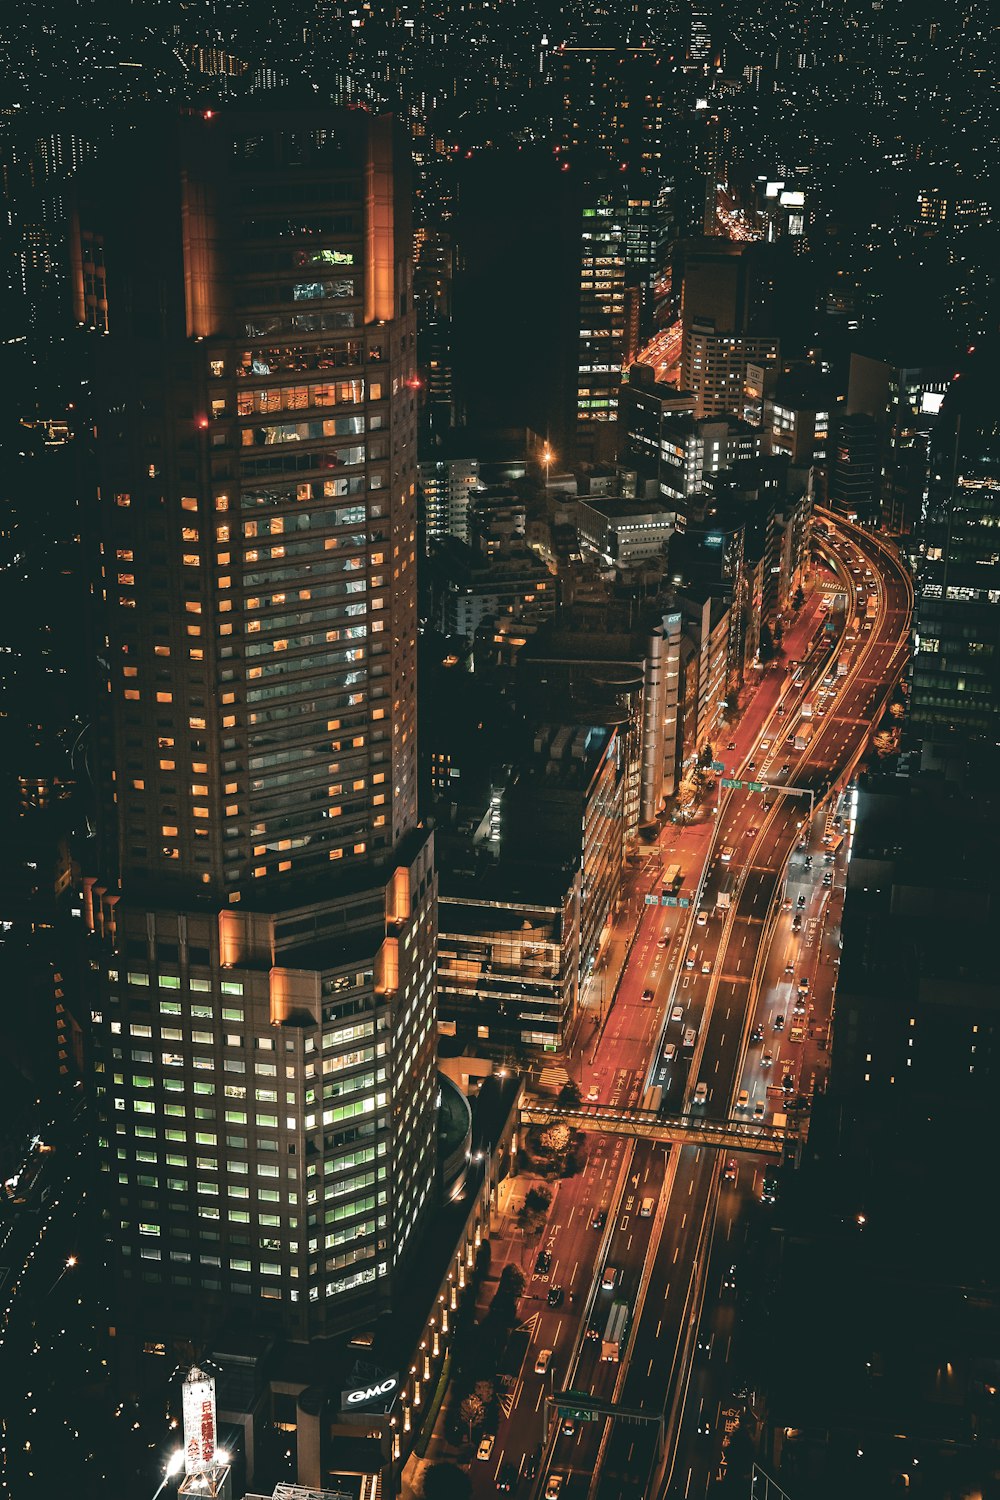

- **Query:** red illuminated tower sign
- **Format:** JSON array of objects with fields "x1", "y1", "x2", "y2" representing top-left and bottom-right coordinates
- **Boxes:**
[{"x1": 182, "y1": 1366, "x2": 217, "y2": 1474}]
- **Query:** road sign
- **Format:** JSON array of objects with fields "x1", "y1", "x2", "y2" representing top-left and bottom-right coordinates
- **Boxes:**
[
  {"x1": 556, "y1": 1395, "x2": 599, "y2": 1422},
  {"x1": 711, "y1": 760, "x2": 725, "y2": 772},
  {"x1": 749, "y1": 781, "x2": 766, "y2": 792},
  {"x1": 644, "y1": 894, "x2": 658, "y2": 905},
  {"x1": 678, "y1": 898, "x2": 690, "y2": 908},
  {"x1": 661, "y1": 895, "x2": 677, "y2": 907},
  {"x1": 721, "y1": 777, "x2": 744, "y2": 790}
]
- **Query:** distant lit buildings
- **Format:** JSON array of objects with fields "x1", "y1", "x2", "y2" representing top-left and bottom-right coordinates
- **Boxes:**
[
  {"x1": 419, "y1": 455, "x2": 480, "y2": 543},
  {"x1": 681, "y1": 320, "x2": 780, "y2": 421},
  {"x1": 576, "y1": 495, "x2": 675, "y2": 567}
]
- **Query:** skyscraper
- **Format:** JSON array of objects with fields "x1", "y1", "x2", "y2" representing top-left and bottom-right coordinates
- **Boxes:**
[
  {"x1": 77, "y1": 108, "x2": 438, "y2": 1351},
  {"x1": 911, "y1": 351, "x2": 1000, "y2": 759}
]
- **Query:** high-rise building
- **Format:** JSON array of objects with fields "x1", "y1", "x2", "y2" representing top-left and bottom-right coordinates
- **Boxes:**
[
  {"x1": 911, "y1": 354, "x2": 1000, "y2": 759},
  {"x1": 77, "y1": 109, "x2": 438, "y2": 1351},
  {"x1": 576, "y1": 191, "x2": 665, "y2": 462},
  {"x1": 827, "y1": 413, "x2": 880, "y2": 524}
]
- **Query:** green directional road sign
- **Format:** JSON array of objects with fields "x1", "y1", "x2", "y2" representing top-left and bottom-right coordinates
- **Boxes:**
[
  {"x1": 711, "y1": 760, "x2": 725, "y2": 772},
  {"x1": 721, "y1": 777, "x2": 743, "y2": 790},
  {"x1": 662, "y1": 895, "x2": 678, "y2": 907},
  {"x1": 749, "y1": 781, "x2": 766, "y2": 792},
  {"x1": 557, "y1": 1395, "x2": 599, "y2": 1422},
  {"x1": 645, "y1": 894, "x2": 658, "y2": 905}
]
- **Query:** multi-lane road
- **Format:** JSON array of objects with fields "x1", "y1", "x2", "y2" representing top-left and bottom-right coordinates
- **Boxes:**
[{"x1": 463, "y1": 517, "x2": 911, "y2": 1500}]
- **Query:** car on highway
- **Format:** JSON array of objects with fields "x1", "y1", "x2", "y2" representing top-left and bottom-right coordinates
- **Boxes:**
[
  {"x1": 671, "y1": 1005, "x2": 684, "y2": 1023},
  {"x1": 804, "y1": 855, "x2": 813, "y2": 869},
  {"x1": 722, "y1": 1264, "x2": 737, "y2": 1291},
  {"x1": 663, "y1": 1042, "x2": 677, "y2": 1063},
  {"x1": 822, "y1": 871, "x2": 833, "y2": 886},
  {"x1": 761, "y1": 1051, "x2": 773, "y2": 1068},
  {"x1": 701, "y1": 959, "x2": 711, "y2": 975},
  {"x1": 544, "y1": 1477, "x2": 564, "y2": 1500},
  {"x1": 547, "y1": 1285, "x2": 564, "y2": 1308},
  {"x1": 561, "y1": 1416, "x2": 576, "y2": 1436},
  {"x1": 534, "y1": 1249, "x2": 551, "y2": 1275},
  {"x1": 747, "y1": 760, "x2": 756, "y2": 772},
  {"x1": 640, "y1": 1196, "x2": 655, "y2": 1218},
  {"x1": 776, "y1": 703, "x2": 785, "y2": 715},
  {"x1": 601, "y1": 1265, "x2": 618, "y2": 1291},
  {"x1": 796, "y1": 840, "x2": 807, "y2": 853},
  {"x1": 477, "y1": 1435, "x2": 495, "y2": 1461},
  {"x1": 736, "y1": 1089, "x2": 750, "y2": 1110},
  {"x1": 693, "y1": 1081, "x2": 709, "y2": 1107},
  {"x1": 642, "y1": 987, "x2": 654, "y2": 1003},
  {"x1": 792, "y1": 997, "x2": 806, "y2": 1015},
  {"x1": 534, "y1": 1348, "x2": 553, "y2": 1375},
  {"x1": 796, "y1": 894, "x2": 806, "y2": 908},
  {"x1": 586, "y1": 1085, "x2": 600, "y2": 1102},
  {"x1": 774, "y1": 1014, "x2": 785, "y2": 1031},
  {"x1": 696, "y1": 910, "x2": 708, "y2": 926},
  {"x1": 797, "y1": 976, "x2": 810, "y2": 994},
  {"x1": 789, "y1": 1026, "x2": 805, "y2": 1043},
  {"x1": 747, "y1": 825, "x2": 759, "y2": 837},
  {"x1": 761, "y1": 1176, "x2": 778, "y2": 1205},
  {"x1": 720, "y1": 846, "x2": 734, "y2": 863},
  {"x1": 753, "y1": 1099, "x2": 766, "y2": 1119},
  {"x1": 591, "y1": 1209, "x2": 607, "y2": 1230},
  {"x1": 750, "y1": 1025, "x2": 763, "y2": 1044},
  {"x1": 784, "y1": 961, "x2": 795, "y2": 975},
  {"x1": 524, "y1": 1452, "x2": 539, "y2": 1480},
  {"x1": 824, "y1": 852, "x2": 835, "y2": 865},
  {"x1": 657, "y1": 933, "x2": 670, "y2": 947},
  {"x1": 781, "y1": 898, "x2": 792, "y2": 911},
  {"x1": 792, "y1": 913, "x2": 803, "y2": 933},
  {"x1": 496, "y1": 1463, "x2": 519, "y2": 1492},
  {"x1": 722, "y1": 1159, "x2": 738, "y2": 1183},
  {"x1": 727, "y1": 741, "x2": 736, "y2": 751},
  {"x1": 780, "y1": 763, "x2": 791, "y2": 775},
  {"x1": 782, "y1": 1072, "x2": 795, "y2": 1091}
]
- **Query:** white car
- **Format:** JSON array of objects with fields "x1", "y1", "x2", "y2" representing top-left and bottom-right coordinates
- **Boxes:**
[
  {"x1": 753, "y1": 1099, "x2": 766, "y2": 1119},
  {"x1": 671, "y1": 1005, "x2": 684, "y2": 1023},
  {"x1": 586, "y1": 1085, "x2": 600, "y2": 1103},
  {"x1": 663, "y1": 1043, "x2": 677, "y2": 1062},
  {"x1": 720, "y1": 846, "x2": 734, "y2": 863},
  {"x1": 696, "y1": 910, "x2": 708, "y2": 926},
  {"x1": 545, "y1": 1477, "x2": 564, "y2": 1500},
  {"x1": 477, "y1": 1435, "x2": 495, "y2": 1461},
  {"x1": 701, "y1": 959, "x2": 711, "y2": 975},
  {"x1": 535, "y1": 1348, "x2": 552, "y2": 1375}
]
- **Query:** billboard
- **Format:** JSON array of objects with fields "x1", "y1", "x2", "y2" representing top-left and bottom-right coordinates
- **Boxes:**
[
  {"x1": 340, "y1": 1371, "x2": 399, "y2": 1411},
  {"x1": 182, "y1": 1367, "x2": 218, "y2": 1475}
]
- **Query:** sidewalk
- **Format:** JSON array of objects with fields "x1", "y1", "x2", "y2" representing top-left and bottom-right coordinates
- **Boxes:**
[{"x1": 400, "y1": 1171, "x2": 561, "y2": 1500}]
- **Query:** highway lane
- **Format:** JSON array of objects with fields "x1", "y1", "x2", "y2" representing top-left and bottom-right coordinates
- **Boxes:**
[
  {"x1": 572, "y1": 519, "x2": 911, "y2": 1500},
  {"x1": 485, "y1": 521, "x2": 909, "y2": 1500}
]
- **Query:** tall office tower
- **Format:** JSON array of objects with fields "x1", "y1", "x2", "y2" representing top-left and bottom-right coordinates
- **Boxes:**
[
  {"x1": 576, "y1": 191, "x2": 665, "y2": 462},
  {"x1": 76, "y1": 109, "x2": 438, "y2": 1352},
  {"x1": 554, "y1": 46, "x2": 669, "y2": 181},
  {"x1": 827, "y1": 413, "x2": 880, "y2": 525},
  {"x1": 911, "y1": 353, "x2": 1000, "y2": 760}
]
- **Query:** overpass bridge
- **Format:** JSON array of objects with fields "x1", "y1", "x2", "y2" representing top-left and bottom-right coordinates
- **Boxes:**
[{"x1": 519, "y1": 1098, "x2": 794, "y2": 1158}]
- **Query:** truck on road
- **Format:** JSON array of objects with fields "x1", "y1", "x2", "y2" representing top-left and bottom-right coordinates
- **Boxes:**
[
  {"x1": 601, "y1": 1301, "x2": 629, "y2": 1362},
  {"x1": 641, "y1": 1084, "x2": 662, "y2": 1114},
  {"x1": 865, "y1": 593, "x2": 878, "y2": 622},
  {"x1": 794, "y1": 720, "x2": 813, "y2": 751},
  {"x1": 715, "y1": 869, "x2": 735, "y2": 912},
  {"x1": 662, "y1": 863, "x2": 682, "y2": 892}
]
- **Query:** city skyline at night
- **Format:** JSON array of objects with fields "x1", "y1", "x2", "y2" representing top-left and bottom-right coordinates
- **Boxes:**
[{"x1": 0, "y1": 4, "x2": 997, "y2": 1500}]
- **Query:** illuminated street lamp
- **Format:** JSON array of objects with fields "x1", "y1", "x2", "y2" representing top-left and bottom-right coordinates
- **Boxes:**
[{"x1": 150, "y1": 1450, "x2": 185, "y2": 1499}]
